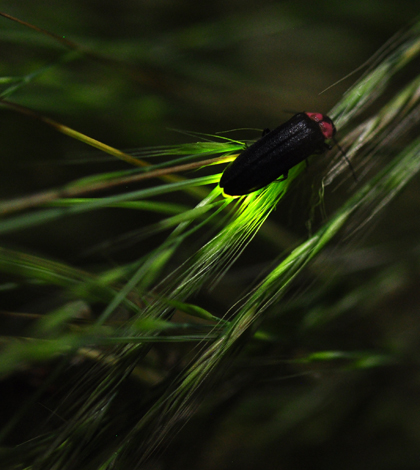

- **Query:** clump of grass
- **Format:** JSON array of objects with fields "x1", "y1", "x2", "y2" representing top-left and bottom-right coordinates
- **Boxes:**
[{"x1": 1, "y1": 13, "x2": 420, "y2": 470}]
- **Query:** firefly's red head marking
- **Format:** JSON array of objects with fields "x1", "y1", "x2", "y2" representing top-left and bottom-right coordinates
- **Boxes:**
[{"x1": 305, "y1": 112, "x2": 336, "y2": 140}]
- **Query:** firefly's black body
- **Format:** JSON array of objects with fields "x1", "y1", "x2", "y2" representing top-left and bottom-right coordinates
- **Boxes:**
[{"x1": 220, "y1": 112, "x2": 336, "y2": 196}]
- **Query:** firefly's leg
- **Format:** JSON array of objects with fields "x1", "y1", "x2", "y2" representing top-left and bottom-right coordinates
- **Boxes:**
[{"x1": 275, "y1": 170, "x2": 289, "y2": 182}]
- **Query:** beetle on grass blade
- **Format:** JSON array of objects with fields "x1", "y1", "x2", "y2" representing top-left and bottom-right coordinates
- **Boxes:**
[{"x1": 219, "y1": 112, "x2": 356, "y2": 196}]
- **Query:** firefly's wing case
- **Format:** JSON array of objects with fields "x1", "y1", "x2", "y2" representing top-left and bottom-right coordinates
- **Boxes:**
[{"x1": 220, "y1": 113, "x2": 329, "y2": 195}]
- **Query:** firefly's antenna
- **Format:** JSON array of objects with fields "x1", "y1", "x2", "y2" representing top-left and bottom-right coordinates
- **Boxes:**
[{"x1": 333, "y1": 137, "x2": 358, "y2": 182}]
